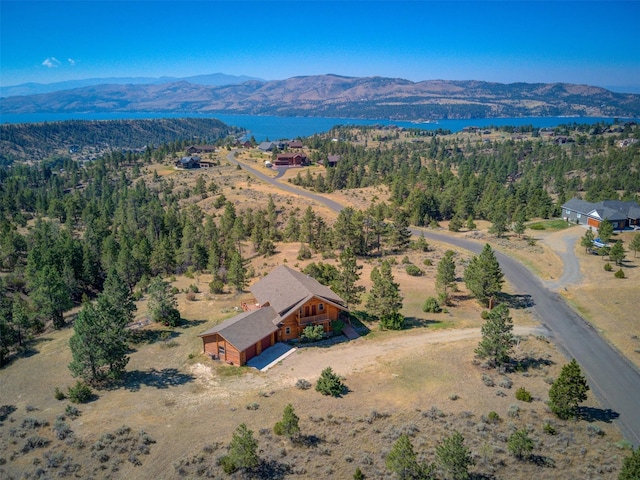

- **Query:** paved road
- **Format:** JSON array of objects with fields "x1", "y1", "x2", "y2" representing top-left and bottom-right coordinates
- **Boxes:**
[{"x1": 227, "y1": 151, "x2": 640, "y2": 445}]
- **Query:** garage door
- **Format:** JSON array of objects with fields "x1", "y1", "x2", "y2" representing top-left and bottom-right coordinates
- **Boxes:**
[
  {"x1": 587, "y1": 217, "x2": 600, "y2": 228},
  {"x1": 261, "y1": 336, "x2": 272, "y2": 352},
  {"x1": 245, "y1": 344, "x2": 257, "y2": 362}
]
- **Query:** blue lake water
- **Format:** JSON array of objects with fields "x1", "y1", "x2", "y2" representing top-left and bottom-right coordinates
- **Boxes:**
[{"x1": 0, "y1": 111, "x2": 635, "y2": 142}]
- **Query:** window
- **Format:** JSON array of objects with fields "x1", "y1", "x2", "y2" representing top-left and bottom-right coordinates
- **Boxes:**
[
  {"x1": 285, "y1": 327, "x2": 291, "y2": 335},
  {"x1": 577, "y1": 213, "x2": 581, "y2": 219},
  {"x1": 218, "y1": 346, "x2": 225, "y2": 356},
  {"x1": 318, "y1": 303, "x2": 324, "y2": 311}
]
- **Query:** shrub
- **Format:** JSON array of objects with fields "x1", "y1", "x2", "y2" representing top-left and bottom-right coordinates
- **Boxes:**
[
  {"x1": 423, "y1": 258, "x2": 433, "y2": 266},
  {"x1": 604, "y1": 263, "x2": 613, "y2": 271},
  {"x1": 209, "y1": 277, "x2": 224, "y2": 294},
  {"x1": 297, "y1": 244, "x2": 312, "y2": 260},
  {"x1": 487, "y1": 411, "x2": 501, "y2": 424},
  {"x1": 422, "y1": 297, "x2": 441, "y2": 313},
  {"x1": 498, "y1": 376, "x2": 513, "y2": 389},
  {"x1": 67, "y1": 381, "x2": 93, "y2": 404},
  {"x1": 185, "y1": 291, "x2": 197, "y2": 302},
  {"x1": 401, "y1": 255, "x2": 412, "y2": 264},
  {"x1": 379, "y1": 312, "x2": 405, "y2": 330},
  {"x1": 508, "y1": 429, "x2": 533, "y2": 460},
  {"x1": 54, "y1": 387, "x2": 66, "y2": 401},
  {"x1": 65, "y1": 405, "x2": 80, "y2": 418},
  {"x1": 295, "y1": 379, "x2": 312, "y2": 390},
  {"x1": 507, "y1": 404, "x2": 520, "y2": 418},
  {"x1": 53, "y1": 420, "x2": 73, "y2": 440},
  {"x1": 615, "y1": 269, "x2": 625, "y2": 279},
  {"x1": 301, "y1": 325, "x2": 324, "y2": 343},
  {"x1": 331, "y1": 319, "x2": 345, "y2": 335},
  {"x1": 543, "y1": 421, "x2": 557, "y2": 435},
  {"x1": 481, "y1": 374, "x2": 495, "y2": 387},
  {"x1": 515, "y1": 387, "x2": 533, "y2": 402},
  {"x1": 405, "y1": 265, "x2": 423, "y2": 276},
  {"x1": 188, "y1": 284, "x2": 199, "y2": 293},
  {"x1": 315, "y1": 367, "x2": 345, "y2": 397}
]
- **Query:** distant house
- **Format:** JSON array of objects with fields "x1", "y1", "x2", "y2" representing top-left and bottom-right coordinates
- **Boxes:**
[
  {"x1": 561, "y1": 197, "x2": 640, "y2": 230},
  {"x1": 186, "y1": 145, "x2": 217, "y2": 154},
  {"x1": 175, "y1": 156, "x2": 201, "y2": 169},
  {"x1": 275, "y1": 153, "x2": 308, "y2": 166},
  {"x1": 326, "y1": 155, "x2": 341, "y2": 167},
  {"x1": 288, "y1": 140, "x2": 304, "y2": 149},
  {"x1": 199, "y1": 265, "x2": 348, "y2": 366},
  {"x1": 258, "y1": 141, "x2": 276, "y2": 152}
]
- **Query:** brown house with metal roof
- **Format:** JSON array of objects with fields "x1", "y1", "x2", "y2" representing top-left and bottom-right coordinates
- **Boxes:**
[
  {"x1": 275, "y1": 153, "x2": 308, "y2": 166},
  {"x1": 199, "y1": 265, "x2": 347, "y2": 365}
]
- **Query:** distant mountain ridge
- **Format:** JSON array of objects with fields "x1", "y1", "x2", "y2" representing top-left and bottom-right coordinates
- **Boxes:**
[
  {"x1": 0, "y1": 73, "x2": 263, "y2": 97},
  {"x1": 2, "y1": 74, "x2": 639, "y2": 120}
]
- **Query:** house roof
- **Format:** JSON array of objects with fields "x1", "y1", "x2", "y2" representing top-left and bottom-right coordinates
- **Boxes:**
[
  {"x1": 562, "y1": 197, "x2": 640, "y2": 221},
  {"x1": 250, "y1": 265, "x2": 345, "y2": 318},
  {"x1": 289, "y1": 140, "x2": 304, "y2": 148},
  {"x1": 258, "y1": 141, "x2": 275, "y2": 151},
  {"x1": 199, "y1": 306, "x2": 278, "y2": 352},
  {"x1": 327, "y1": 155, "x2": 341, "y2": 163}
]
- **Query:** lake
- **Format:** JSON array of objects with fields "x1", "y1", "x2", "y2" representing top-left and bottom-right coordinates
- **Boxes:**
[{"x1": 0, "y1": 111, "x2": 635, "y2": 142}]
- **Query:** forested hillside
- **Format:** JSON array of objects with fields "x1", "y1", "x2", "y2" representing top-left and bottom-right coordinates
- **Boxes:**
[
  {"x1": 0, "y1": 118, "x2": 242, "y2": 164},
  {"x1": 1, "y1": 120, "x2": 639, "y2": 366}
]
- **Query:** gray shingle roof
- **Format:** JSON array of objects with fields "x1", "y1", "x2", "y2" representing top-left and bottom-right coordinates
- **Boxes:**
[
  {"x1": 250, "y1": 265, "x2": 345, "y2": 317},
  {"x1": 199, "y1": 306, "x2": 278, "y2": 351},
  {"x1": 562, "y1": 198, "x2": 640, "y2": 221}
]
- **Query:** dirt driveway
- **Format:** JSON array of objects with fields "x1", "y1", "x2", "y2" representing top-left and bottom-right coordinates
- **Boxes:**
[{"x1": 540, "y1": 225, "x2": 585, "y2": 290}]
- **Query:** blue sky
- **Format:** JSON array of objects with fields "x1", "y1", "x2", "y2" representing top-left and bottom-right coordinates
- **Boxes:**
[{"x1": 1, "y1": 1, "x2": 639, "y2": 91}]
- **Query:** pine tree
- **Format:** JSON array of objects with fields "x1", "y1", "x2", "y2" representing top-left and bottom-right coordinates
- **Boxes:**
[
  {"x1": 147, "y1": 277, "x2": 180, "y2": 326},
  {"x1": 507, "y1": 428, "x2": 534, "y2": 460},
  {"x1": 436, "y1": 250, "x2": 456, "y2": 303},
  {"x1": 333, "y1": 247, "x2": 365, "y2": 308},
  {"x1": 273, "y1": 404, "x2": 300, "y2": 438},
  {"x1": 619, "y1": 446, "x2": 640, "y2": 480},
  {"x1": 609, "y1": 241, "x2": 625, "y2": 266},
  {"x1": 30, "y1": 264, "x2": 72, "y2": 329},
  {"x1": 629, "y1": 233, "x2": 640, "y2": 258},
  {"x1": 548, "y1": 359, "x2": 590, "y2": 419},
  {"x1": 598, "y1": 219, "x2": 614, "y2": 244},
  {"x1": 463, "y1": 244, "x2": 504, "y2": 307},
  {"x1": 365, "y1": 260, "x2": 403, "y2": 329},
  {"x1": 475, "y1": 304, "x2": 514, "y2": 367},
  {"x1": 386, "y1": 434, "x2": 434, "y2": 479},
  {"x1": 389, "y1": 210, "x2": 412, "y2": 253},
  {"x1": 581, "y1": 228, "x2": 595, "y2": 253},
  {"x1": 315, "y1": 367, "x2": 346, "y2": 397},
  {"x1": 225, "y1": 423, "x2": 259, "y2": 472},
  {"x1": 227, "y1": 249, "x2": 248, "y2": 292},
  {"x1": 435, "y1": 430, "x2": 474, "y2": 480}
]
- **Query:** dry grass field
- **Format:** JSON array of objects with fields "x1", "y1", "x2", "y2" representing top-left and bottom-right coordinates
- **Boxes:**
[
  {"x1": 0, "y1": 238, "x2": 631, "y2": 479},
  {"x1": 1, "y1": 155, "x2": 636, "y2": 479}
]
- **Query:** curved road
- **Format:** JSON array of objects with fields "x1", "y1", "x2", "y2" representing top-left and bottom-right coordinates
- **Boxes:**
[{"x1": 227, "y1": 151, "x2": 640, "y2": 445}]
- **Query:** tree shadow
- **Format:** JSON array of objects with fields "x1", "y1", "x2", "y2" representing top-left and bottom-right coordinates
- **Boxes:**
[
  {"x1": 129, "y1": 329, "x2": 182, "y2": 346},
  {"x1": 178, "y1": 318, "x2": 208, "y2": 329},
  {"x1": 529, "y1": 454, "x2": 556, "y2": 468},
  {"x1": 0, "y1": 404, "x2": 17, "y2": 422},
  {"x1": 249, "y1": 459, "x2": 291, "y2": 479},
  {"x1": 293, "y1": 434, "x2": 325, "y2": 448},
  {"x1": 578, "y1": 406, "x2": 620, "y2": 423},
  {"x1": 497, "y1": 292, "x2": 534, "y2": 309},
  {"x1": 124, "y1": 368, "x2": 195, "y2": 392},
  {"x1": 404, "y1": 317, "x2": 445, "y2": 329},
  {"x1": 0, "y1": 337, "x2": 54, "y2": 368},
  {"x1": 514, "y1": 356, "x2": 554, "y2": 372}
]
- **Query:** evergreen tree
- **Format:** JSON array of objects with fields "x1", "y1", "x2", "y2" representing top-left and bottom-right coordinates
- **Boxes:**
[
  {"x1": 273, "y1": 403, "x2": 300, "y2": 438},
  {"x1": 598, "y1": 219, "x2": 614, "y2": 244},
  {"x1": 389, "y1": 209, "x2": 412, "y2": 253},
  {"x1": 227, "y1": 249, "x2": 248, "y2": 292},
  {"x1": 225, "y1": 423, "x2": 259, "y2": 473},
  {"x1": 333, "y1": 247, "x2": 366, "y2": 308},
  {"x1": 463, "y1": 244, "x2": 504, "y2": 307},
  {"x1": 609, "y1": 241, "x2": 626, "y2": 266},
  {"x1": 147, "y1": 277, "x2": 180, "y2": 326},
  {"x1": 365, "y1": 260, "x2": 403, "y2": 329},
  {"x1": 436, "y1": 250, "x2": 456, "y2": 304},
  {"x1": 30, "y1": 264, "x2": 72, "y2": 329},
  {"x1": 435, "y1": 431, "x2": 474, "y2": 480},
  {"x1": 475, "y1": 304, "x2": 514, "y2": 367},
  {"x1": 315, "y1": 366, "x2": 345, "y2": 397},
  {"x1": 512, "y1": 218, "x2": 526, "y2": 238},
  {"x1": 619, "y1": 446, "x2": 640, "y2": 480},
  {"x1": 548, "y1": 359, "x2": 590, "y2": 419},
  {"x1": 629, "y1": 233, "x2": 640, "y2": 258},
  {"x1": 581, "y1": 228, "x2": 595, "y2": 253},
  {"x1": 489, "y1": 212, "x2": 508, "y2": 238},
  {"x1": 507, "y1": 428, "x2": 534, "y2": 460},
  {"x1": 386, "y1": 433, "x2": 433, "y2": 480}
]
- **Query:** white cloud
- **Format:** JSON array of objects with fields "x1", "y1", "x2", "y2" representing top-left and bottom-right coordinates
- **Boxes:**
[
  {"x1": 67, "y1": 58, "x2": 76, "y2": 66},
  {"x1": 42, "y1": 57, "x2": 61, "y2": 68}
]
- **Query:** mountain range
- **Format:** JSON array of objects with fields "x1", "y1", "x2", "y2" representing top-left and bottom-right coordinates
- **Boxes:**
[{"x1": 2, "y1": 74, "x2": 640, "y2": 120}]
